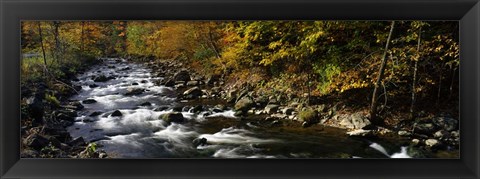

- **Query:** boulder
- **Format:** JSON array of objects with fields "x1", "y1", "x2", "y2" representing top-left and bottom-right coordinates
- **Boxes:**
[
  {"x1": 350, "y1": 112, "x2": 371, "y2": 129},
  {"x1": 82, "y1": 99, "x2": 97, "y2": 104},
  {"x1": 68, "y1": 137, "x2": 86, "y2": 146},
  {"x1": 89, "y1": 84, "x2": 99, "y2": 88},
  {"x1": 89, "y1": 111, "x2": 103, "y2": 117},
  {"x1": 154, "y1": 106, "x2": 170, "y2": 111},
  {"x1": 234, "y1": 96, "x2": 255, "y2": 112},
  {"x1": 24, "y1": 134, "x2": 50, "y2": 150},
  {"x1": 183, "y1": 87, "x2": 203, "y2": 99},
  {"x1": 414, "y1": 123, "x2": 436, "y2": 135},
  {"x1": 264, "y1": 104, "x2": 280, "y2": 114},
  {"x1": 93, "y1": 75, "x2": 110, "y2": 82},
  {"x1": 186, "y1": 81, "x2": 199, "y2": 86},
  {"x1": 193, "y1": 137, "x2": 208, "y2": 147},
  {"x1": 346, "y1": 129, "x2": 374, "y2": 137},
  {"x1": 282, "y1": 107, "x2": 295, "y2": 115},
  {"x1": 433, "y1": 130, "x2": 450, "y2": 139},
  {"x1": 141, "y1": 80, "x2": 148, "y2": 83},
  {"x1": 425, "y1": 139, "x2": 441, "y2": 148},
  {"x1": 111, "y1": 110, "x2": 123, "y2": 117},
  {"x1": 159, "y1": 112, "x2": 185, "y2": 124},
  {"x1": 125, "y1": 88, "x2": 144, "y2": 96},
  {"x1": 432, "y1": 117, "x2": 458, "y2": 131},
  {"x1": 26, "y1": 93, "x2": 45, "y2": 124},
  {"x1": 398, "y1": 130, "x2": 412, "y2": 137},
  {"x1": 139, "y1": 102, "x2": 152, "y2": 106},
  {"x1": 192, "y1": 105, "x2": 203, "y2": 113},
  {"x1": 173, "y1": 70, "x2": 191, "y2": 82},
  {"x1": 165, "y1": 79, "x2": 175, "y2": 87},
  {"x1": 132, "y1": 82, "x2": 139, "y2": 86},
  {"x1": 68, "y1": 101, "x2": 84, "y2": 110}
]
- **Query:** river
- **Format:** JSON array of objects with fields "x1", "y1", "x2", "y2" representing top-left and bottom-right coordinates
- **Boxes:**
[{"x1": 67, "y1": 58, "x2": 414, "y2": 158}]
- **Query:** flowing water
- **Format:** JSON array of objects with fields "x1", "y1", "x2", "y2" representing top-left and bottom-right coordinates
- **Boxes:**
[{"x1": 67, "y1": 58, "x2": 414, "y2": 158}]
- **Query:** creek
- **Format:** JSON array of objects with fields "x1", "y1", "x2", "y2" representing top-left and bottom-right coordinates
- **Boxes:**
[{"x1": 67, "y1": 58, "x2": 413, "y2": 158}]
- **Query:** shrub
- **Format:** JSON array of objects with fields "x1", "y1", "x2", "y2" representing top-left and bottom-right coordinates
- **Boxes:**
[{"x1": 45, "y1": 94, "x2": 60, "y2": 107}]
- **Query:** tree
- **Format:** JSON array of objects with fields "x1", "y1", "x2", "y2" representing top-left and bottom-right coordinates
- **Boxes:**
[{"x1": 370, "y1": 21, "x2": 395, "y2": 124}]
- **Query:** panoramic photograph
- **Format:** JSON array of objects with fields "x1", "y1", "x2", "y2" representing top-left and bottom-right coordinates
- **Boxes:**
[{"x1": 20, "y1": 21, "x2": 459, "y2": 158}]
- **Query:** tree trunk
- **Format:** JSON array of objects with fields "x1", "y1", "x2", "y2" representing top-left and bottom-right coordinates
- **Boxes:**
[
  {"x1": 53, "y1": 21, "x2": 61, "y2": 63},
  {"x1": 410, "y1": 27, "x2": 422, "y2": 120},
  {"x1": 37, "y1": 22, "x2": 48, "y2": 76},
  {"x1": 370, "y1": 21, "x2": 395, "y2": 124}
]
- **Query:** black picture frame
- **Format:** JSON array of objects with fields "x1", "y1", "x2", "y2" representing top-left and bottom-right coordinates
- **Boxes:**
[{"x1": 1, "y1": 0, "x2": 479, "y2": 178}]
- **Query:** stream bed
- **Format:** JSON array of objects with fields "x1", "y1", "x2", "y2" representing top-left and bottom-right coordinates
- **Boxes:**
[{"x1": 67, "y1": 58, "x2": 416, "y2": 158}]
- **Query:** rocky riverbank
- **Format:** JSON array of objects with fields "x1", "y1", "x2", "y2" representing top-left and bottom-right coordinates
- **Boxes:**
[
  {"x1": 144, "y1": 58, "x2": 459, "y2": 157},
  {"x1": 21, "y1": 58, "x2": 108, "y2": 158}
]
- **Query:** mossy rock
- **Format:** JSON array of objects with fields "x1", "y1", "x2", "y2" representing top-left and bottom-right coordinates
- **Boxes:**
[{"x1": 298, "y1": 109, "x2": 319, "y2": 123}]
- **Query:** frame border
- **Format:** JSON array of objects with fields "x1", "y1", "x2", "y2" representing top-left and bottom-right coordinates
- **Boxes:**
[{"x1": 1, "y1": 0, "x2": 479, "y2": 178}]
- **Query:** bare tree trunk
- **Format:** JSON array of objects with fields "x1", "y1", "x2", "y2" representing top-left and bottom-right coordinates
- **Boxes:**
[
  {"x1": 370, "y1": 21, "x2": 395, "y2": 124},
  {"x1": 410, "y1": 27, "x2": 422, "y2": 120},
  {"x1": 436, "y1": 66, "x2": 443, "y2": 106},
  {"x1": 208, "y1": 28, "x2": 221, "y2": 59},
  {"x1": 53, "y1": 21, "x2": 61, "y2": 63},
  {"x1": 37, "y1": 22, "x2": 48, "y2": 76}
]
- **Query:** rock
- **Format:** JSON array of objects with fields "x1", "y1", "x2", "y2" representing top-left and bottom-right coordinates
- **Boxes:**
[
  {"x1": 433, "y1": 130, "x2": 450, "y2": 139},
  {"x1": 69, "y1": 137, "x2": 86, "y2": 146},
  {"x1": 414, "y1": 123, "x2": 436, "y2": 135},
  {"x1": 93, "y1": 75, "x2": 110, "y2": 82},
  {"x1": 89, "y1": 84, "x2": 99, "y2": 88},
  {"x1": 298, "y1": 109, "x2": 318, "y2": 123},
  {"x1": 206, "y1": 75, "x2": 220, "y2": 85},
  {"x1": 346, "y1": 129, "x2": 374, "y2": 137},
  {"x1": 132, "y1": 82, "x2": 139, "y2": 86},
  {"x1": 125, "y1": 88, "x2": 144, "y2": 96},
  {"x1": 139, "y1": 102, "x2": 152, "y2": 106},
  {"x1": 271, "y1": 120, "x2": 282, "y2": 126},
  {"x1": 89, "y1": 111, "x2": 103, "y2": 117},
  {"x1": 159, "y1": 112, "x2": 185, "y2": 124},
  {"x1": 432, "y1": 117, "x2": 458, "y2": 131},
  {"x1": 264, "y1": 104, "x2": 280, "y2": 114},
  {"x1": 99, "y1": 152, "x2": 108, "y2": 158},
  {"x1": 411, "y1": 139, "x2": 421, "y2": 146},
  {"x1": 350, "y1": 112, "x2": 371, "y2": 129},
  {"x1": 425, "y1": 139, "x2": 441, "y2": 148},
  {"x1": 56, "y1": 112, "x2": 76, "y2": 122},
  {"x1": 82, "y1": 99, "x2": 97, "y2": 104},
  {"x1": 164, "y1": 79, "x2": 175, "y2": 87},
  {"x1": 24, "y1": 134, "x2": 49, "y2": 150},
  {"x1": 173, "y1": 70, "x2": 191, "y2": 82},
  {"x1": 21, "y1": 149, "x2": 40, "y2": 158},
  {"x1": 26, "y1": 92, "x2": 45, "y2": 124},
  {"x1": 271, "y1": 113, "x2": 288, "y2": 119},
  {"x1": 111, "y1": 110, "x2": 122, "y2": 117},
  {"x1": 68, "y1": 101, "x2": 84, "y2": 110},
  {"x1": 171, "y1": 105, "x2": 183, "y2": 112},
  {"x1": 192, "y1": 105, "x2": 203, "y2": 113},
  {"x1": 82, "y1": 118, "x2": 95, "y2": 123},
  {"x1": 234, "y1": 96, "x2": 255, "y2": 112},
  {"x1": 398, "y1": 130, "x2": 412, "y2": 136},
  {"x1": 193, "y1": 137, "x2": 208, "y2": 147},
  {"x1": 183, "y1": 87, "x2": 203, "y2": 99},
  {"x1": 282, "y1": 107, "x2": 294, "y2": 115},
  {"x1": 154, "y1": 106, "x2": 170, "y2": 111},
  {"x1": 120, "y1": 67, "x2": 131, "y2": 71},
  {"x1": 186, "y1": 81, "x2": 199, "y2": 86}
]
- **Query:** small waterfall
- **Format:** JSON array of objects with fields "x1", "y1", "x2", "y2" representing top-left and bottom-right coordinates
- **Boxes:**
[{"x1": 369, "y1": 143, "x2": 411, "y2": 158}]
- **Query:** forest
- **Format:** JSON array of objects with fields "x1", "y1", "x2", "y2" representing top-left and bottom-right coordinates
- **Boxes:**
[{"x1": 21, "y1": 21, "x2": 459, "y2": 158}]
